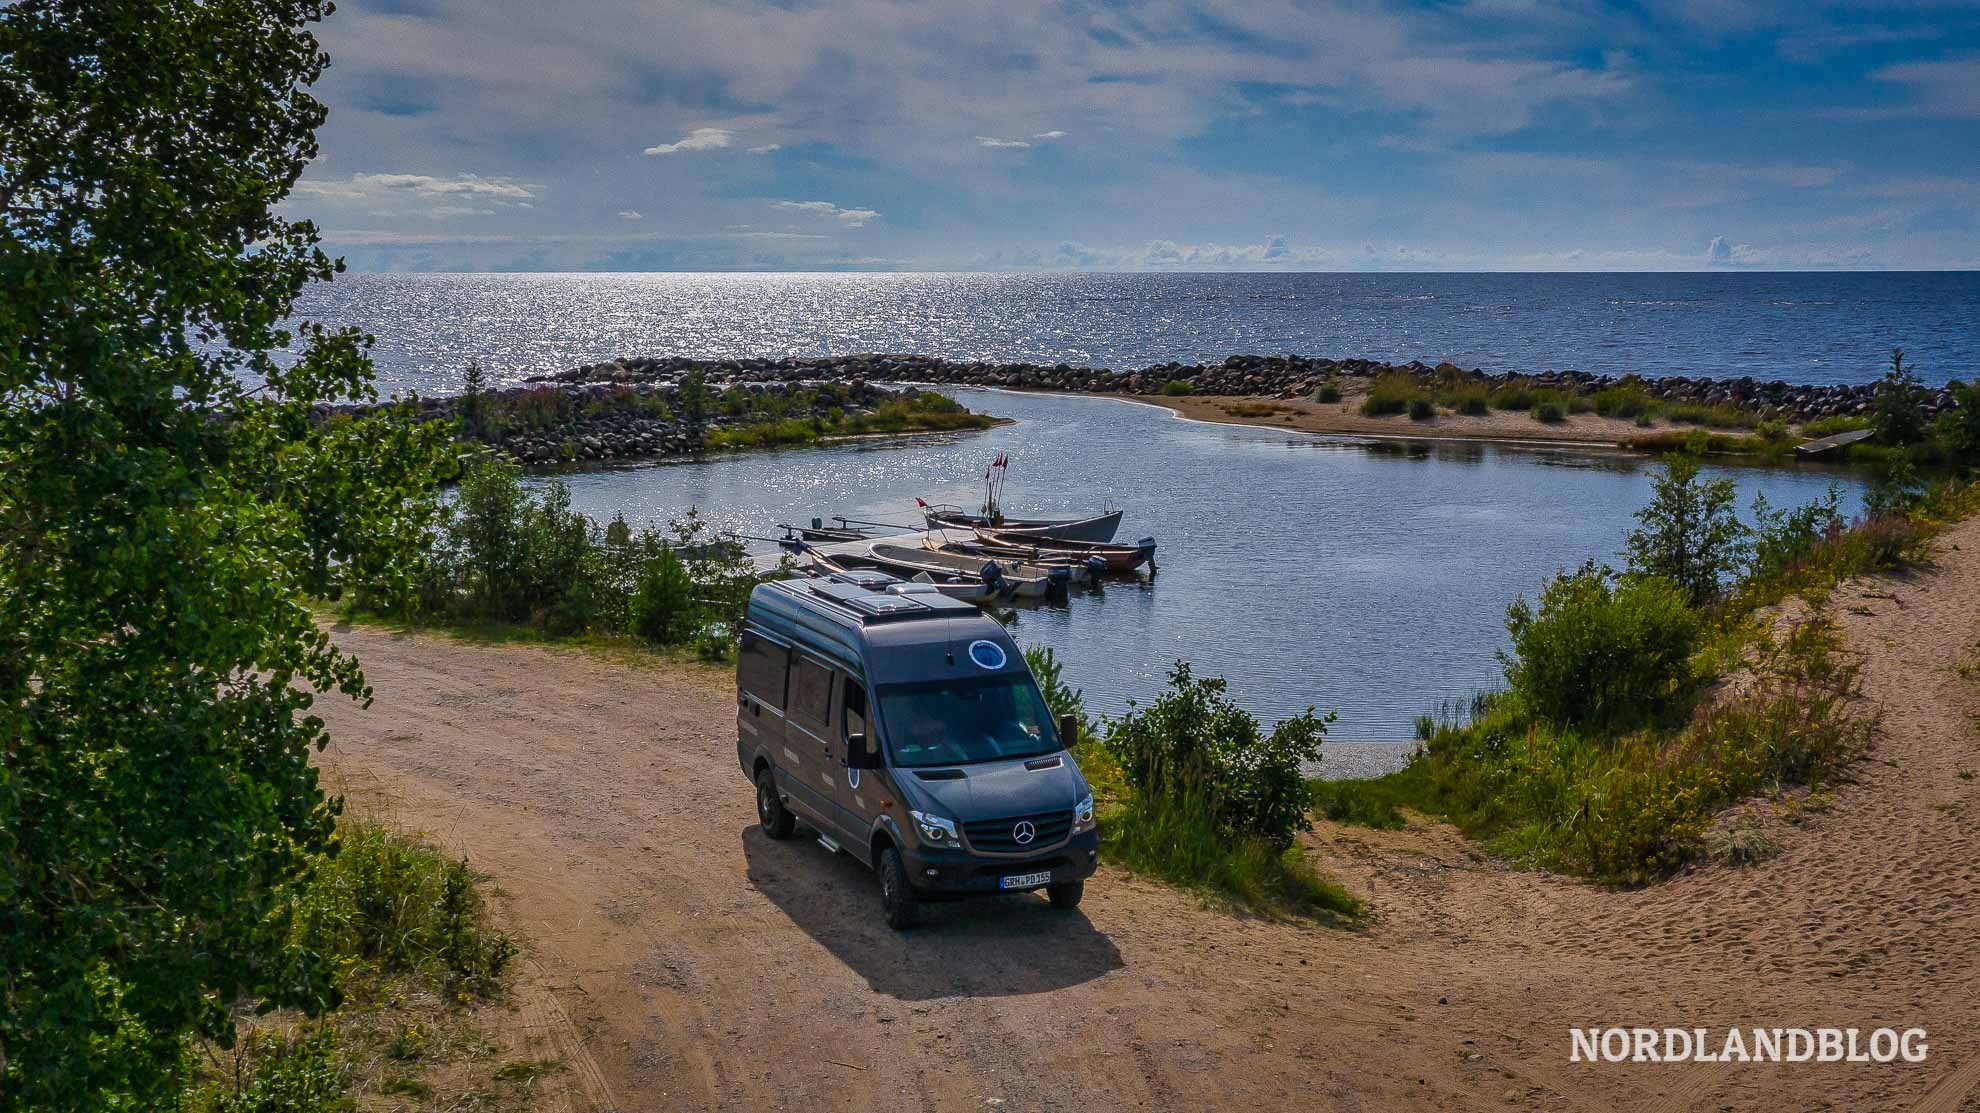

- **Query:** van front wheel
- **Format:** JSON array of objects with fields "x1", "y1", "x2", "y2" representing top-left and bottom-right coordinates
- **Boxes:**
[
  {"x1": 878, "y1": 847, "x2": 920, "y2": 930},
  {"x1": 756, "y1": 769, "x2": 796, "y2": 840},
  {"x1": 1047, "y1": 881, "x2": 1084, "y2": 909}
]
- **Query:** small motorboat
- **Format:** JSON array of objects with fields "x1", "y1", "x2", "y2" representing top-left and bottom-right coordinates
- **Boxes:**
[
  {"x1": 972, "y1": 526, "x2": 1157, "y2": 572},
  {"x1": 919, "y1": 503, "x2": 1124, "y2": 544},
  {"x1": 799, "y1": 549, "x2": 1010, "y2": 605},
  {"x1": 864, "y1": 542, "x2": 1061, "y2": 599},
  {"x1": 781, "y1": 521, "x2": 873, "y2": 544}
]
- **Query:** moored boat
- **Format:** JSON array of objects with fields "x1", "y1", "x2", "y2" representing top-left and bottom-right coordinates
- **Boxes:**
[
  {"x1": 798, "y1": 548, "x2": 1009, "y2": 605},
  {"x1": 971, "y1": 526, "x2": 1157, "y2": 572},
  {"x1": 863, "y1": 542, "x2": 1059, "y2": 599},
  {"x1": 919, "y1": 502, "x2": 1124, "y2": 543}
]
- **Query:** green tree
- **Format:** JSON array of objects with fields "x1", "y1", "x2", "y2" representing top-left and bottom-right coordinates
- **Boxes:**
[
  {"x1": 1502, "y1": 562, "x2": 1701, "y2": 731},
  {"x1": 1871, "y1": 347, "x2": 1928, "y2": 446},
  {"x1": 678, "y1": 367, "x2": 709, "y2": 439},
  {"x1": 0, "y1": 1, "x2": 450, "y2": 1104},
  {"x1": 460, "y1": 358, "x2": 488, "y2": 438},
  {"x1": 1624, "y1": 454, "x2": 1747, "y2": 604},
  {"x1": 1938, "y1": 380, "x2": 1980, "y2": 467}
]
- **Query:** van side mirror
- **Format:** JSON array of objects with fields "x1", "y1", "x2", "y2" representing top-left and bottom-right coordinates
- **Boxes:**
[
  {"x1": 847, "y1": 733, "x2": 881, "y2": 769},
  {"x1": 1058, "y1": 714, "x2": 1079, "y2": 749}
]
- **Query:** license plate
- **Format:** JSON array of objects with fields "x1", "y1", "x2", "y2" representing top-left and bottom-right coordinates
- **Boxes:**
[{"x1": 1000, "y1": 870, "x2": 1053, "y2": 890}]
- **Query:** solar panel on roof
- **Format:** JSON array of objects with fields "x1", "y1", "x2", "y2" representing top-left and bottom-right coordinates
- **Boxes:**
[{"x1": 805, "y1": 579, "x2": 932, "y2": 618}]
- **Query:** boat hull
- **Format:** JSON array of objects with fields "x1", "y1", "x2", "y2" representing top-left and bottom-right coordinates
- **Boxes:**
[
  {"x1": 971, "y1": 527, "x2": 1156, "y2": 572},
  {"x1": 922, "y1": 508, "x2": 1123, "y2": 543}
]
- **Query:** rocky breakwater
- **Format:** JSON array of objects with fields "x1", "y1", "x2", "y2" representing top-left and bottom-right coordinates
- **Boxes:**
[
  {"x1": 533, "y1": 353, "x2": 1966, "y2": 427},
  {"x1": 324, "y1": 378, "x2": 927, "y2": 466}
]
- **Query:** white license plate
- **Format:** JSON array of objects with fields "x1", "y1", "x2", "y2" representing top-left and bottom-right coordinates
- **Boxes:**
[{"x1": 1000, "y1": 870, "x2": 1053, "y2": 890}]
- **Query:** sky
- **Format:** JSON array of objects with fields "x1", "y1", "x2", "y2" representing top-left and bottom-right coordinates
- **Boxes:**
[{"x1": 290, "y1": 0, "x2": 1980, "y2": 272}]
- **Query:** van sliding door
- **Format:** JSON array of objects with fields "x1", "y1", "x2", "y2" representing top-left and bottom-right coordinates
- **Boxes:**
[{"x1": 784, "y1": 652, "x2": 845, "y2": 836}]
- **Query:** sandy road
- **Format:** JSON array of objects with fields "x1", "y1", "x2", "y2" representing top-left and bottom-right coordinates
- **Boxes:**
[{"x1": 316, "y1": 513, "x2": 1980, "y2": 1112}]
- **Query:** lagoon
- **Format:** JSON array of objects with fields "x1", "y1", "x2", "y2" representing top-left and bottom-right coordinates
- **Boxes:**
[{"x1": 531, "y1": 388, "x2": 1866, "y2": 740}]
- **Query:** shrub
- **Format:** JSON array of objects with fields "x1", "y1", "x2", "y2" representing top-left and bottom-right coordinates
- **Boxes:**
[
  {"x1": 1624, "y1": 454, "x2": 1747, "y2": 604},
  {"x1": 1866, "y1": 454, "x2": 1926, "y2": 517},
  {"x1": 1533, "y1": 399, "x2": 1567, "y2": 423},
  {"x1": 1872, "y1": 347, "x2": 1928, "y2": 446},
  {"x1": 180, "y1": 1028, "x2": 351, "y2": 1113},
  {"x1": 1938, "y1": 381, "x2": 1980, "y2": 465},
  {"x1": 1159, "y1": 378, "x2": 1195, "y2": 396},
  {"x1": 1501, "y1": 563, "x2": 1701, "y2": 731},
  {"x1": 1408, "y1": 396, "x2": 1435, "y2": 421},
  {"x1": 1360, "y1": 372, "x2": 1427, "y2": 417},
  {"x1": 1592, "y1": 381, "x2": 1655, "y2": 420},
  {"x1": 1104, "y1": 662, "x2": 1331, "y2": 851},
  {"x1": 1313, "y1": 379, "x2": 1343, "y2": 404},
  {"x1": 1024, "y1": 645, "x2": 1095, "y2": 743},
  {"x1": 292, "y1": 822, "x2": 516, "y2": 998},
  {"x1": 1747, "y1": 485, "x2": 1844, "y2": 582},
  {"x1": 630, "y1": 542, "x2": 695, "y2": 644},
  {"x1": 1441, "y1": 386, "x2": 1490, "y2": 416}
]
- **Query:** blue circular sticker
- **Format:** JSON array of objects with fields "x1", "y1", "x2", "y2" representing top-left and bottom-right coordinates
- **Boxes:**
[{"x1": 967, "y1": 640, "x2": 1007, "y2": 670}]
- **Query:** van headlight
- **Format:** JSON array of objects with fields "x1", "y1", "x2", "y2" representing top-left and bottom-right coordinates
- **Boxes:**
[
  {"x1": 1074, "y1": 793, "x2": 1095, "y2": 830},
  {"x1": 911, "y1": 810, "x2": 961, "y2": 848}
]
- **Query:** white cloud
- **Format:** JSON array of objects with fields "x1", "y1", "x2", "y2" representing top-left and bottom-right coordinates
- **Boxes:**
[
  {"x1": 643, "y1": 127, "x2": 736, "y2": 155},
  {"x1": 975, "y1": 135, "x2": 1031, "y2": 149},
  {"x1": 295, "y1": 173, "x2": 537, "y2": 202},
  {"x1": 1873, "y1": 58, "x2": 1980, "y2": 119},
  {"x1": 770, "y1": 199, "x2": 880, "y2": 227},
  {"x1": 1031, "y1": 130, "x2": 1068, "y2": 140},
  {"x1": 617, "y1": 210, "x2": 643, "y2": 220},
  {"x1": 747, "y1": 144, "x2": 781, "y2": 154}
]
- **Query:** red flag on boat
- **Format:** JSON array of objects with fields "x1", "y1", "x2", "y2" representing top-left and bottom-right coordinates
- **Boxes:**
[{"x1": 914, "y1": 497, "x2": 927, "y2": 507}]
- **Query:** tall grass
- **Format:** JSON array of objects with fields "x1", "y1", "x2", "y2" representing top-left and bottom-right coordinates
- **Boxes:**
[{"x1": 1360, "y1": 372, "x2": 1430, "y2": 417}]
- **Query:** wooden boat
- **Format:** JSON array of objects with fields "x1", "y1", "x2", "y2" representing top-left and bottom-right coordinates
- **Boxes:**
[
  {"x1": 927, "y1": 532, "x2": 1105, "y2": 584},
  {"x1": 972, "y1": 526, "x2": 1157, "y2": 572},
  {"x1": 918, "y1": 503, "x2": 1124, "y2": 543},
  {"x1": 781, "y1": 522, "x2": 872, "y2": 544},
  {"x1": 800, "y1": 549, "x2": 1008, "y2": 605},
  {"x1": 863, "y1": 542, "x2": 1059, "y2": 599}
]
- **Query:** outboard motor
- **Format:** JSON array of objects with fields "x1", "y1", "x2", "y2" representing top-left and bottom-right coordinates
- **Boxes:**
[
  {"x1": 978, "y1": 561, "x2": 1005, "y2": 588},
  {"x1": 1085, "y1": 555, "x2": 1108, "y2": 577}
]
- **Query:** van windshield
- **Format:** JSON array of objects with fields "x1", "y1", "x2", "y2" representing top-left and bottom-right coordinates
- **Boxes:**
[{"x1": 876, "y1": 675, "x2": 1061, "y2": 768}]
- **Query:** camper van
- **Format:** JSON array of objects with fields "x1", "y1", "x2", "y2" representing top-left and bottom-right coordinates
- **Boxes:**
[{"x1": 735, "y1": 573, "x2": 1099, "y2": 928}]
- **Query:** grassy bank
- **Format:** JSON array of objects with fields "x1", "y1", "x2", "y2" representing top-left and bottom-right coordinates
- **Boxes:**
[
  {"x1": 174, "y1": 821, "x2": 536, "y2": 1112},
  {"x1": 1313, "y1": 467, "x2": 1980, "y2": 884}
]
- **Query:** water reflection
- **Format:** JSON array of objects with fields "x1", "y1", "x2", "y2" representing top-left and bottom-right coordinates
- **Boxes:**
[{"x1": 530, "y1": 389, "x2": 1866, "y2": 740}]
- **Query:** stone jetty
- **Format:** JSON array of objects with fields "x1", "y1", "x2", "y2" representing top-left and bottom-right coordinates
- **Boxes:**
[{"x1": 532, "y1": 353, "x2": 1965, "y2": 427}]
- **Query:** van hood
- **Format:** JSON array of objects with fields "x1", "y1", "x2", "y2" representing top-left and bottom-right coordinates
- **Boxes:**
[{"x1": 901, "y1": 752, "x2": 1086, "y2": 819}]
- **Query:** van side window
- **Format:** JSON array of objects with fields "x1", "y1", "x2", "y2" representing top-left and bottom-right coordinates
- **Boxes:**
[
  {"x1": 789, "y1": 654, "x2": 833, "y2": 729},
  {"x1": 738, "y1": 631, "x2": 789, "y2": 709},
  {"x1": 842, "y1": 679, "x2": 867, "y2": 742}
]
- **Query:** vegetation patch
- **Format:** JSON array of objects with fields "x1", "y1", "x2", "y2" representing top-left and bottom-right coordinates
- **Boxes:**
[
  {"x1": 1318, "y1": 456, "x2": 1976, "y2": 885},
  {"x1": 1360, "y1": 372, "x2": 1431, "y2": 417}
]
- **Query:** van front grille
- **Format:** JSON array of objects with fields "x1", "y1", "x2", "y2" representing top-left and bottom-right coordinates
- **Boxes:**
[{"x1": 964, "y1": 809, "x2": 1074, "y2": 853}]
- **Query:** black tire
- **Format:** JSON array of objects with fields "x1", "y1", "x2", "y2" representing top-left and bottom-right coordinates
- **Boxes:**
[
  {"x1": 756, "y1": 768, "x2": 796, "y2": 840},
  {"x1": 1047, "y1": 881, "x2": 1084, "y2": 909},
  {"x1": 878, "y1": 846, "x2": 920, "y2": 930}
]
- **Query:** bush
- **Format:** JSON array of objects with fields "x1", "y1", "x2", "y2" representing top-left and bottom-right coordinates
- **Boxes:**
[
  {"x1": 180, "y1": 1028, "x2": 352, "y2": 1113},
  {"x1": 1360, "y1": 372, "x2": 1427, "y2": 417},
  {"x1": 1104, "y1": 662, "x2": 1331, "y2": 851},
  {"x1": 1872, "y1": 347, "x2": 1928, "y2": 446},
  {"x1": 1441, "y1": 385, "x2": 1490, "y2": 416},
  {"x1": 1533, "y1": 399, "x2": 1567, "y2": 423},
  {"x1": 1407, "y1": 396, "x2": 1435, "y2": 421},
  {"x1": 630, "y1": 543, "x2": 696, "y2": 644},
  {"x1": 1624, "y1": 454, "x2": 1747, "y2": 604},
  {"x1": 1592, "y1": 381, "x2": 1655, "y2": 420},
  {"x1": 1502, "y1": 563, "x2": 1701, "y2": 731},
  {"x1": 1747, "y1": 485, "x2": 1844, "y2": 582},
  {"x1": 1938, "y1": 381, "x2": 1980, "y2": 465},
  {"x1": 1313, "y1": 379, "x2": 1343, "y2": 404},
  {"x1": 293, "y1": 822, "x2": 516, "y2": 998},
  {"x1": 1159, "y1": 378, "x2": 1195, "y2": 396},
  {"x1": 1489, "y1": 378, "x2": 1539, "y2": 410}
]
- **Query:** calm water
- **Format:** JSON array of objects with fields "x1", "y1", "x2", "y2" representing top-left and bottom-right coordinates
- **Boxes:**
[
  {"x1": 531, "y1": 389, "x2": 1866, "y2": 740},
  {"x1": 294, "y1": 271, "x2": 1980, "y2": 396}
]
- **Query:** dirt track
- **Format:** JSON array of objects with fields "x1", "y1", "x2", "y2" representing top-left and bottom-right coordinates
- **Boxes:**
[{"x1": 317, "y1": 514, "x2": 1980, "y2": 1112}]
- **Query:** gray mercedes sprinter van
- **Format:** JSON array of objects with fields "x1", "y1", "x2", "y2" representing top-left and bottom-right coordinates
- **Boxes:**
[{"x1": 735, "y1": 573, "x2": 1099, "y2": 928}]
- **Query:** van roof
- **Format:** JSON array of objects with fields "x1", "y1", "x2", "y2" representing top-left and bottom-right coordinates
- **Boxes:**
[{"x1": 746, "y1": 577, "x2": 1028, "y2": 687}]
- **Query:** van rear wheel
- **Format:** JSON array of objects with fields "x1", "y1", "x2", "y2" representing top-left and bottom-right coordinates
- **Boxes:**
[
  {"x1": 1047, "y1": 881, "x2": 1084, "y2": 909},
  {"x1": 756, "y1": 769, "x2": 796, "y2": 840},
  {"x1": 878, "y1": 847, "x2": 920, "y2": 930}
]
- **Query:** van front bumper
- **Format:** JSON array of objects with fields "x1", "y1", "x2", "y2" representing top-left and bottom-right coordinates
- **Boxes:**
[{"x1": 901, "y1": 828, "x2": 1100, "y2": 898}]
